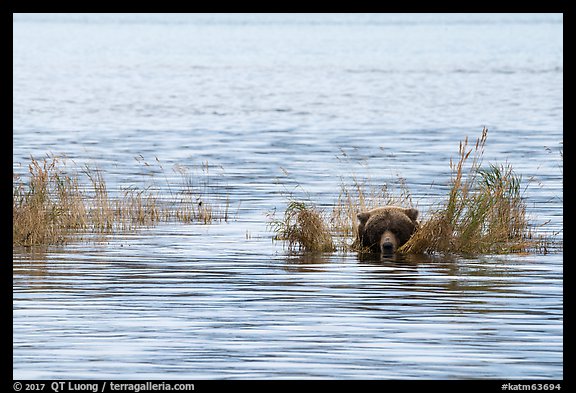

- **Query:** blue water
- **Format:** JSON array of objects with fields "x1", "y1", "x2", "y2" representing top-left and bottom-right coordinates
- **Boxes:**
[{"x1": 13, "y1": 13, "x2": 562, "y2": 379}]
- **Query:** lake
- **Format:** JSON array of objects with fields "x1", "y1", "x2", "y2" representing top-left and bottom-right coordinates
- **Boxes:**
[{"x1": 13, "y1": 13, "x2": 563, "y2": 379}]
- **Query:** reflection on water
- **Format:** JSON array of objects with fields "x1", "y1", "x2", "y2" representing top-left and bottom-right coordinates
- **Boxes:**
[{"x1": 13, "y1": 13, "x2": 562, "y2": 379}]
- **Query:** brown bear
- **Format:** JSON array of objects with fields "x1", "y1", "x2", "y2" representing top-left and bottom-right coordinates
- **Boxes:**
[{"x1": 356, "y1": 206, "x2": 419, "y2": 254}]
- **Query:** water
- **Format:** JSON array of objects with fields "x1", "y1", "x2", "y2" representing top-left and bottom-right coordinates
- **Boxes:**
[{"x1": 13, "y1": 13, "x2": 563, "y2": 379}]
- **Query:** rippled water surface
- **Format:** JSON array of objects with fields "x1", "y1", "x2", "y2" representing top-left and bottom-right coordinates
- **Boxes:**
[{"x1": 13, "y1": 13, "x2": 562, "y2": 379}]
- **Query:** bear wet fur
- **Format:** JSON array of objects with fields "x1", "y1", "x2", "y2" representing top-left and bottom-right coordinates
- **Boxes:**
[{"x1": 356, "y1": 206, "x2": 419, "y2": 254}]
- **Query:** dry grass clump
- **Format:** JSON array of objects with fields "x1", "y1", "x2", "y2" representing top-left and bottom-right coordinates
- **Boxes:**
[
  {"x1": 268, "y1": 201, "x2": 335, "y2": 252},
  {"x1": 399, "y1": 128, "x2": 535, "y2": 254},
  {"x1": 13, "y1": 155, "x2": 231, "y2": 246},
  {"x1": 13, "y1": 156, "x2": 87, "y2": 246}
]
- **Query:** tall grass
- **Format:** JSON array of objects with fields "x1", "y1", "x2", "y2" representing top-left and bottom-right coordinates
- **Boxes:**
[
  {"x1": 13, "y1": 156, "x2": 87, "y2": 246},
  {"x1": 13, "y1": 155, "x2": 231, "y2": 246},
  {"x1": 398, "y1": 128, "x2": 536, "y2": 254},
  {"x1": 14, "y1": 129, "x2": 553, "y2": 254},
  {"x1": 172, "y1": 161, "x2": 230, "y2": 224},
  {"x1": 271, "y1": 128, "x2": 549, "y2": 255}
]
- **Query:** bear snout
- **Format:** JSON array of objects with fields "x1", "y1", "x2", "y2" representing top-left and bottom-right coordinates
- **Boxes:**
[
  {"x1": 380, "y1": 230, "x2": 398, "y2": 254},
  {"x1": 381, "y1": 241, "x2": 394, "y2": 254}
]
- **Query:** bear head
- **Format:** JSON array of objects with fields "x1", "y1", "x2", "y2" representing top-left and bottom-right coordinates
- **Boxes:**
[{"x1": 357, "y1": 206, "x2": 419, "y2": 255}]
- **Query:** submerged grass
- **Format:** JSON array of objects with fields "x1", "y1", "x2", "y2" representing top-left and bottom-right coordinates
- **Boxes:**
[{"x1": 13, "y1": 155, "x2": 231, "y2": 246}]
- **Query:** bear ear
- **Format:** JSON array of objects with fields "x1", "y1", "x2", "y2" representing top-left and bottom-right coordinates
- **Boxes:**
[
  {"x1": 404, "y1": 208, "x2": 419, "y2": 221},
  {"x1": 357, "y1": 211, "x2": 371, "y2": 224}
]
